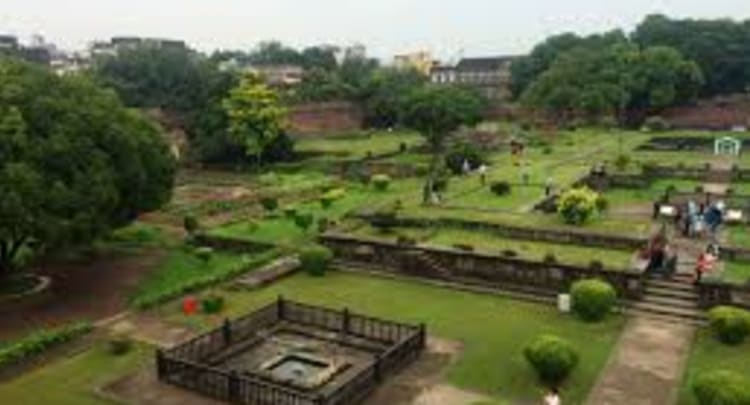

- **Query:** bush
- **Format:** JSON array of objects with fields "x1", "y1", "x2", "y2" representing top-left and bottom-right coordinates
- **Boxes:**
[
  {"x1": 317, "y1": 217, "x2": 330, "y2": 233},
  {"x1": 108, "y1": 334, "x2": 133, "y2": 356},
  {"x1": 399, "y1": 142, "x2": 408, "y2": 153},
  {"x1": 453, "y1": 243, "x2": 474, "y2": 252},
  {"x1": 543, "y1": 253, "x2": 557, "y2": 264},
  {"x1": 614, "y1": 154, "x2": 630, "y2": 172},
  {"x1": 299, "y1": 245, "x2": 333, "y2": 277},
  {"x1": 502, "y1": 249, "x2": 518, "y2": 258},
  {"x1": 595, "y1": 196, "x2": 609, "y2": 212},
  {"x1": 490, "y1": 181, "x2": 512, "y2": 196},
  {"x1": 445, "y1": 143, "x2": 484, "y2": 175},
  {"x1": 284, "y1": 207, "x2": 297, "y2": 219},
  {"x1": 294, "y1": 213, "x2": 315, "y2": 232},
  {"x1": 644, "y1": 116, "x2": 670, "y2": 132},
  {"x1": 571, "y1": 279, "x2": 617, "y2": 322},
  {"x1": 709, "y1": 306, "x2": 750, "y2": 345},
  {"x1": 542, "y1": 146, "x2": 553, "y2": 155},
  {"x1": 524, "y1": 335, "x2": 579, "y2": 386},
  {"x1": 260, "y1": 197, "x2": 279, "y2": 213},
  {"x1": 0, "y1": 322, "x2": 92, "y2": 368},
  {"x1": 183, "y1": 215, "x2": 199, "y2": 235},
  {"x1": 557, "y1": 187, "x2": 600, "y2": 225},
  {"x1": 693, "y1": 370, "x2": 750, "y2": 405},
  {"x1": 201, "y1": 294, "x2": 225, "y2": 314},
  {"x1": 194, "y1": 246, "x2": 214, "y2": 262},
  {"x1": 372, "y1": 174, "x2": 391, "y2": 191}
]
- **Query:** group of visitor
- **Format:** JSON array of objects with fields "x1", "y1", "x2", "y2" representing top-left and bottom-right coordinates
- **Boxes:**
[{"x1": 665, "y1": 199, "x2": 726, "y2": 240}]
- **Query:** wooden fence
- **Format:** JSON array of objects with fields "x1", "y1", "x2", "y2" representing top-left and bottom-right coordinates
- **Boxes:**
[
  {"x1": 158, "y1": 298, "x2": 426, "y2": 405},
  {"x1": 321, "y1": 233, "x2": 647, "y2": 300}
]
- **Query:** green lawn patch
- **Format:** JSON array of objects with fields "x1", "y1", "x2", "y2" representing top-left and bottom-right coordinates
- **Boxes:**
[
  {"x1": 678, "y1": 328, "x2": 750, "y2": 405},
  {"x1": 722, "y1": 261, "x2": 750, "y2": 285},
  {"x1": 131, "y1": 247, "x2": 279, "y2": 309},
  {"x1": 728, "y1": 226, "x2": 750, "y2": 249},
  {"x1": 0, "y1": 343, "x2": 151, "y2": 405},
  {"x1": 160, "y1": 271, "x2": 624, "y2": 404}
]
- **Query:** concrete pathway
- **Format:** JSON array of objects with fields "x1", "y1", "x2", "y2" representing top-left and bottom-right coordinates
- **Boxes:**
[
  {"x1": 586, "y1": 317, "x2": 695, "y2": 405},
  {"x1": 585, "y1": 317, "x2": 695, "y2": 405}
]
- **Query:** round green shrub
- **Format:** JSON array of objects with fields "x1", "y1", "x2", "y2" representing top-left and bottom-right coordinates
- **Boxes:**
[
  {"x1": 294, "y1": 213, "x2": 314, "y2": 232},
  {"x1": 595, "y1": 196, "x2": 609, "y2": 212},
  {"x1": 201, "y1": 294, "x2": 225, "y2": 314},
  {"x1": 284, "y1": 207, "x2": 297, "y2": 219},
  {"x1": 571, "y1": 279, "x2": 617, "y2": 322},
  {"x1": 524, "y1": 335, "x2": 579, "y2": 386},
  {"x1": 372, "y1": 174, "x2": 391, "y2": 191},
  {"x1": 557, "y1": 187, "x2": 600, "y2": 225},
  {"x1": 709, "y1": 306, "x2": 750, "y2": 345},
  {"x1": 299, "y1": 245, "x2": 333, "y2": 277},
  {"x1": 194, "y1": 246, "x2": 214, "y2": 263},
  {"x1": 183, "y1": 215, "x2": 199, "y2": 235},
  {"x1": 614, "y1": 154, "x2": 631, "y2": 171},
  {"x1": 693, "y1": 370, "x2": 750, "y2": 405},
  {"x1": 108, "y1": 334, "x2": 133, "y2": 356},
  {"x1": 260, "y1": 197, "x2": 279, "y2": 212},
  {"x1": 490, "y1": 181, "x2": 512, "y2": 196}
]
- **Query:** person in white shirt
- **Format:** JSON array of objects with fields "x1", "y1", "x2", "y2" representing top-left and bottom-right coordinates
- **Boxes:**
[{"x1": 544, "y1": 387, "x2": 561, "y2": 405}]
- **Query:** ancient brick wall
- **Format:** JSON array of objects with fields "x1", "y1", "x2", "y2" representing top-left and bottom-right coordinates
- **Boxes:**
[{"x1": 288, "y1": 101, "x2": 363, "y2": 136}]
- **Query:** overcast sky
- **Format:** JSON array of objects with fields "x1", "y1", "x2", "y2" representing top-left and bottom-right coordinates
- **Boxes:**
[{"x1": 1, "y1": 0, "x2": 748, "y2": 60}]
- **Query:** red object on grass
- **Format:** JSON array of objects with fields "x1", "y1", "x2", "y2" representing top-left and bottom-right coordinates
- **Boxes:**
[{"x1": 183, "y1": 296, "x2": 198, "y2": 315}]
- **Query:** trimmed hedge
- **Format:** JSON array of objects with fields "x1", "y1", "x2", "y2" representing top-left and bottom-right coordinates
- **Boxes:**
[
  {"x1": 693, "y1": 370, "x2": 750, "y2": 405},
  {"x1": 709, "y1": 306, "x2": 750, "y2": 345},
  {"x1": 571, "y1": 279, "x2": 617, "y2": 322},
  {"x1": 260, "y1": 197, "x2": 279, "y2": 212},
  {"x1": 0, "y1": 322, "x2": 92, "y2": 369},
  {"x1": 524, "y1": 335, "x2": 579, "y2": 386},
  {"x1": 372, "y1": 174, "x2": 391, "y2": 191},
  {"x1": 299, "y1": 245, "x2": 333, "y2": 277},
  {"x1": 490, "y1": 181, "x2": 511, "y2": 196}
]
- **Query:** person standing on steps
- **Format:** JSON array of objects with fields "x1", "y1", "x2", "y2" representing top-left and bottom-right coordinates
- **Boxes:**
[{"x1": 693, "y1": 247, "x2": 717, "y2": 284}]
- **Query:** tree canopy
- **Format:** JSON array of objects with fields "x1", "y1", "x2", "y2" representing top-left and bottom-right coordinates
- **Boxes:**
[
  {"x1": 403, "y1": 85, "x2": 485, "y2": 152},
  {"x1": 633, "y1": 14, "x2": 750, "y2": 96},
  {"x1": 0, "y1": 59, "x2": 176, "y2": 277},
  {"x1": 521, "y1": 43, "x2": 703, "y2": 125},
  {"x1": 222, "y1": 73, "x2": 288, "y2": 167}
]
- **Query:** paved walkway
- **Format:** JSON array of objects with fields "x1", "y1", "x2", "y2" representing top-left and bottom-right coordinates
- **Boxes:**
[{"x1": 585, "y1": 317, "x2": 695, "y2": 405}]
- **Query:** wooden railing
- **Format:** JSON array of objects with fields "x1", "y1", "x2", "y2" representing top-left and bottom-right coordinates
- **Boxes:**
[{"x1": 158, "y1": 298, "x2": 425, "y2": 405}]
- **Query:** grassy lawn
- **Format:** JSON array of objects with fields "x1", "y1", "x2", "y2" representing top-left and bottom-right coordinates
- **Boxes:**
[
  {"x1": 295, "y1": 130, "x2": 423, "y2": 161},
  {"x1": 678, "y1": 329, "x2": 750, "y2": 405},
  {"x1": 0, "y1": 343, "x2": 152, "y2": 405},
  {"x1": 130, "y1": 247, "x2": 278, "y2": 307},
  {"x1": 727, "y1": 225, "x2": 750, "y2": 249},
  {"x1": 353, "y1": 226, "x2": 636, "y2": 270},
  {"x1": 159, "y1": 271, "x2": 624, "y2": 404},
  {"x1": 400, "y1": 205, "x2": 651, "y2": 237},
  {"x1": 604, "y1": 179, "x2": 703, "y2": 207},
  {"x1": 722, "y1": 261, "x2": 750, "y2": 285}
]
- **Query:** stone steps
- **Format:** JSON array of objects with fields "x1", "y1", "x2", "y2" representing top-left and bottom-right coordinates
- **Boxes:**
[{"x1": 629, "y1": 274, "x2": 705, "y2": 323}]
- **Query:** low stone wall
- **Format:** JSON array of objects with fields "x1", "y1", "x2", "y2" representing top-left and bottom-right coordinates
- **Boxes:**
[
  {"x1": 288, "y1": 101, "x2": 363, "y2": 136},
  {"x1": 360, "y1": 214, "x2": 647, "y2": 251},
  {"x1": 722, "y1": 247, "x2": 750, "y2": 263},
  {"x1": 321, "y1": 233, "x2": 646, "y2": 300},
  {"x1": 698, "y1": 281, "x2": 750, "y2": 310}
]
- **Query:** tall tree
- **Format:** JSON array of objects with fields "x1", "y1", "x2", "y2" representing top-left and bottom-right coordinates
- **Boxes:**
[
  {"x1": 521, "y1": 43, "x2": 703, "y2": 126},
  {"x1": 633, "y1": 14, "x2": 750, "y2": 96},
  {"x1": 361, "y1": 67, "x2": 427, "y2": 128},
  {"x1": 222, "y1": 74, "x2": 288, "y2": 169},
  {"x1": 403, "y1": 85, "x2": 485, "y2": 202},
  {"x1": 0, "y1": 59, "x2": 175, "y2": 278},
  {"x1": 510, "y1": 30, "x2": 628, "y2": 99}
]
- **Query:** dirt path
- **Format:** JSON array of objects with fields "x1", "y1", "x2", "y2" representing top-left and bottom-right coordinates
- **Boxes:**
[
  {"x1": 0, "y1": 249, "x2": 166, "y2": 341},
  {"x1": 585, "y1": 317, "x2": 695, "y2": 405}
]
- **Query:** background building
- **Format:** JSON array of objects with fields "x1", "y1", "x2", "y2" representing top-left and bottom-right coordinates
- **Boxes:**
[
  {"x1": 393, "y1": 51, "x2": 434, "y2": 75},
  {"x1": 431, "y1": 56, "x2": 518, "y2": 102}
]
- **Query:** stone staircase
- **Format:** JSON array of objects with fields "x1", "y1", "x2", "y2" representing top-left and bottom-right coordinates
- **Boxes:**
[{"x1": 629, "y1": 273, "x2": 706, "y2": 325}]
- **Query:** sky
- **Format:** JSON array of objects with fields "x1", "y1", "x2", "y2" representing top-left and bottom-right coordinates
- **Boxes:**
[{"x1": 1, "y1": 0, "x2": 748, "y2": 61}]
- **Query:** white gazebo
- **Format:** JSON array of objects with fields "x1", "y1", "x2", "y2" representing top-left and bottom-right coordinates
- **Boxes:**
[{"x1": 714, "y1": 136, "x2": 742, "y2": 156}]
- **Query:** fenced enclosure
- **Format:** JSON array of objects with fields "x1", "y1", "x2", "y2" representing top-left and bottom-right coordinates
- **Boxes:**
[{"x1": 157, "y1": 298, "x2": 426, "y2": 405}]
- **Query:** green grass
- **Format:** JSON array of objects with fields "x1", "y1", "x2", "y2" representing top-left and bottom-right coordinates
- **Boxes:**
[
  {"x1": 604, "y1": 179, "x2": 703, "y2": 207},
  {"x1": 130, "y1": 247, "x2": 278, "y2": 308},
  {"x1": 159, "y1": 271, "x2": 624, "y2": 404},
  {"x1": 353, "y1": 226, "x2": 636, "y2": 270},
  {"x1": 728, "y1": 226, "x2": 750, "y2": 249},
  {"x1": 678, "y1": 329, "x2": 750, "y2": 405},
  {"x1": 722, "y1": 261, "x2": 750, "y2": 285},
  {"x1": 295, "y1": 130, "x2": 423, "y2": 161},
  {"x1": 0, "y1": 343, "x2": 151, "y2": 405}
]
